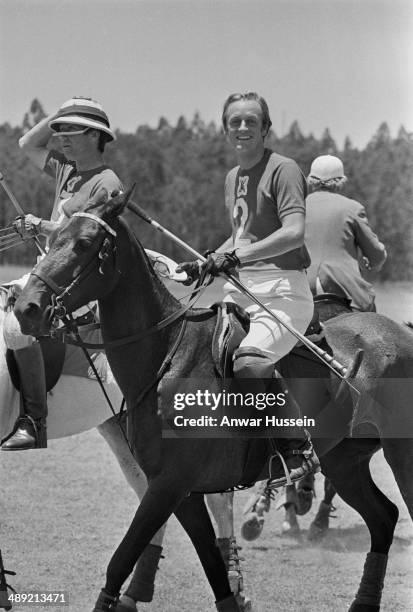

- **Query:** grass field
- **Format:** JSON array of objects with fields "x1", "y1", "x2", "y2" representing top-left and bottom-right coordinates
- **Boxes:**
[{"x1": 0, "y1": 266, "x2": 412, "y2": 611}]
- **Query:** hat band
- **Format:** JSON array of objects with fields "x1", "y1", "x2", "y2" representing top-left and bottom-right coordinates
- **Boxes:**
[{"x1": 56, "y1": 109, "x2": 110, "y2": 127}]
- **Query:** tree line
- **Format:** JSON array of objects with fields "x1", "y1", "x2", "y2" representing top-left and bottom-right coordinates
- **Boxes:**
[{"x1": 0, "y1": 99, "x2": 412, "y2": 281}]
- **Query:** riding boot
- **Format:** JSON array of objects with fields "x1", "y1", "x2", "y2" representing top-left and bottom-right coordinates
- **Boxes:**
[
  {"x1": 1, "y1": 343, "x2": 47, "y2": 450},
  {"x1": 266, "y1": 369, "x2": 320, "y2": 488},
  {"x1": 117, "y1": 544, "x2": 163, "y2": 610},
  {"x1": 232, "y1": 349, "x2": 320, "y2": 488}
]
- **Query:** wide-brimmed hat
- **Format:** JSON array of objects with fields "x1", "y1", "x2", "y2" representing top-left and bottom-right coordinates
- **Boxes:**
[
  {"x1": 308, "y1": 155, "x2": 346, "y2": 181},
  {"x1": 49, "y1": 97, "x2": 115, "y2": 141}
]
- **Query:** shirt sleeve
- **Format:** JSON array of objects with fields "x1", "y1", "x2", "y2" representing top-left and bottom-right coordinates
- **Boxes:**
[
  {"x1": 272, "y1": 160, "x2": 307, "y2": 221},
  {"x1": 89, "y1": 170, "x2": 123, "y2": 199},
  {"x1": 43, "y1": 150, "x2": 67, "y2": 180},
  {"x1": 61, "y1": 170, "x2": 123, "y2": 218},
  {"x1": 352, "y1": 205, "x2": 387, "y2": 269}
]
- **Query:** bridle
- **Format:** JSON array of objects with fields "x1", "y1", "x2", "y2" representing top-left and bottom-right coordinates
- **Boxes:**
[{"x1": 31, "y1": 211, "x2": 117, "y2": 321}]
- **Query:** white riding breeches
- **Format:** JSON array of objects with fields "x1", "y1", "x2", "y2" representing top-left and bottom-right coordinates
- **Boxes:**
[{"x1": 223, "y1": 268, "x2": 314, "y2": 364}]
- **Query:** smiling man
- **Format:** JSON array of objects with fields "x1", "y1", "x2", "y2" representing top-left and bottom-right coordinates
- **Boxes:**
[
  {"x1": 178, "y1": 91, "x2": 319, "y2": 486},
  {"x1": 1, "y1": 97, "x2": 121, "y2": 451}
]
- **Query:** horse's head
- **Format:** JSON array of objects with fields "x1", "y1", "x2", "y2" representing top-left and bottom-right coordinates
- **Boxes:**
[{"x1": 14, "y1": 186, "x2": 134, "y2": 337}]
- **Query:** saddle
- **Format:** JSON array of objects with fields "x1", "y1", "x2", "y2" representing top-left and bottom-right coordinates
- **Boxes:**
[
  {"x1": 209, "y1": 295, "x2": 343, "y2": 380},
  {"x1": 210, "y1": 302, "x2": 250, "y2": 378}
]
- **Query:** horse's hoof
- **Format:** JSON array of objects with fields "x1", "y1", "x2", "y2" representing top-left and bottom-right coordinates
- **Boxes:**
[
  {"x1": 241, "y1": 513, "x2": 264, "y2": 541},
  {"x1": 281, "y1": 520, "x2": 301, "y2": 538},
  {"x1": 116, "y1": 595, "x2": 137, "y2": 611},
  {"x1": 92, "y1": 589, "x2": 119, "y2": 612},
  {"x1": 307, "y1": 501, "x2": 333, "y2": 541},
  {"x1": 307, "y1": 523, "x2": 326, "y2": 541},
  {"x1": 236, "y1": 592, "x2": 253, "y2": 612}
]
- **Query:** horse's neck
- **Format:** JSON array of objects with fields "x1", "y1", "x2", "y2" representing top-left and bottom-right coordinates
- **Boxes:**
[{"x1": 99, "y1": 231, "x2": 180, "y2": 348}]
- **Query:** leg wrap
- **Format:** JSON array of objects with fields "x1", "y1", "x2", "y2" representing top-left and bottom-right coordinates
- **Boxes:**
[
  {"x1": 215, "y1": 594, "x2": 241, "y2": 611},
  {"x1": 124, "y1": 544, "x2": 163, "y2": 602},
  {"x1": 349, "y1": 552, "x2": 388, "y2": 609}
]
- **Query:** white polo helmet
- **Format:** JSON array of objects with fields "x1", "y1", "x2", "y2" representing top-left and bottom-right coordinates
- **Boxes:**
[
  {"x1": 49, "y1": 97, "x2": 115, "y2": 141},
  {"x1": 309, "y1": 155, "x2": 346, "y2": 181}
]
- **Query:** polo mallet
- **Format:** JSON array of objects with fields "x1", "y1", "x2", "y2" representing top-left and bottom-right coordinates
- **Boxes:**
[
  {"x1": 126, "y1": 199, "x2": 362, "y2": 396},
  {"x1": 0, "y1": 171, "x2": 45, "y2": 255}
]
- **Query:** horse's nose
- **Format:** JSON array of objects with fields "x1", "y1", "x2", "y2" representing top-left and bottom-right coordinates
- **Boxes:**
[{"x1": 14, "y1": 299, "x2": 42, "y2": 325}]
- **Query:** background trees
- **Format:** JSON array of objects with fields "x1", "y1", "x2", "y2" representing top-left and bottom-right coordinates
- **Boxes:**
[{"x1": 1, "y1": 100, "x2": 412, "y2": 280}]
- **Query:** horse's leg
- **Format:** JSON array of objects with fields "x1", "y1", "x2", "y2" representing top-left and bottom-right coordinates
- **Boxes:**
[
  {"x1": 174, "y1": 493, "x2": 240, "y2": 611},
  {"x1": 93, "y1": 476, "x2": 190, "y2": 611},
  {"x1": 381, "y1": 438, "x2": 413, "y2": 521},
  {"x1": 97, "y1": 418, "x2": 165, "y2": 610},
  {"x1": 322, "y1": 439, "x2": 398, "y2": 612},
  {"x1": 280, "y1": 486, "x2": 301, "y2": 537},
  {"x1": 308, "y1": 476, "x2": 337, "y2": 541},
  {"x1": 207, "y1": 492, "x2": 234, "y2": 539},
  {"x1": 296, "y1": 472, "x2": 316, "y2": 514},
  {"x1": 206, "y1": 492, "x2": 251, "y2": 611},
  {"x1": 240, "y1": 481, "x2": 272, "y2": 541}
]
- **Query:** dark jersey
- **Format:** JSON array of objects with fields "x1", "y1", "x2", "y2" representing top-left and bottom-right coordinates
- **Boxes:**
[
  {"x1": 224, "y1": 149, "x2": 310, "y2": 270},
  {"x1": 44, "y1": 150, "x2": 122, "y2": 223}
]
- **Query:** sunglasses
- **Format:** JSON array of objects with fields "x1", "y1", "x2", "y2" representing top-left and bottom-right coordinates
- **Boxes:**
[{"x1": 52, "y1": 124, "x2": 90, "y2": 137}]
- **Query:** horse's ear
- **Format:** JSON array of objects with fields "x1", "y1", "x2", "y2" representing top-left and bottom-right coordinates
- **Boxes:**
[{"x1": 106, "y1": 184, "x2": 136, "y2": 218}]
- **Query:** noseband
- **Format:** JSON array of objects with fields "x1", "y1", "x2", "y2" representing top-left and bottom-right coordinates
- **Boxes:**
[{"x1": 30, "y1": 211, "x2": 117, "y2": 320}]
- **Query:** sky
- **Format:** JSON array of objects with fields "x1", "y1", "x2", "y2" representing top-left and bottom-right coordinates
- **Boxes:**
[{"x1": 1, "y1": 0, "x2": 412, "y2": 148}]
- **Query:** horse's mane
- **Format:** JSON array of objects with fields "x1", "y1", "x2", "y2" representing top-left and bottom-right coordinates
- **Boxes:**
[{"x1": 114, "y1": 214, "x2": 181, "y2": 309}]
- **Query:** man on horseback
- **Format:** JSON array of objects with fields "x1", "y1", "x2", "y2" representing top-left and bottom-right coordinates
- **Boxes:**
[
  {"x1": 305, "y1": 154, "x2": 387, "y2": 311},
  {"x1": 177, "y1": 91, "x2": 319, "y2": 487},
  {"x1": 1, "y1": 97, "x2": 122, "y2": 451}
]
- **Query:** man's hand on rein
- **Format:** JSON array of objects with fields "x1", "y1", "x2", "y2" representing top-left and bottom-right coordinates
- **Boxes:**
[
  {"x1": 202, "y1": 250, "x2": 241, "y2": 277},
  {"x1": 13, "y1": 214, "x2": 42, "y2": 237},
  {"x1": 175, "y1": 260, "x2": 203, "y2": 285}
]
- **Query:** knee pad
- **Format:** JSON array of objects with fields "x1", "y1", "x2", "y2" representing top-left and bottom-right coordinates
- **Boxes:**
[
  {"x1": 3, "y1": 310, "x2": 34, "y2": 350},
  {"x1": 233, "y1": 347, "x2": 275, "y2": 379}
]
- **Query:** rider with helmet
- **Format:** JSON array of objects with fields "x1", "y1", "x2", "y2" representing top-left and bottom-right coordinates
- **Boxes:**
[{"x1": 1, "y1": 97, "x2": 122, "y2": 451}]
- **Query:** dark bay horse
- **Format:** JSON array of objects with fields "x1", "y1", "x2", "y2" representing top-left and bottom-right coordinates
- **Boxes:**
[{"x1": 13, "y1": 189, "x2": 413, "y2": 612}]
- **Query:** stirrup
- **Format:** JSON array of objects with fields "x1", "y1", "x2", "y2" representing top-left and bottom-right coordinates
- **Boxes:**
[{"x1": 266, "y1": 440, "x2": 320, "y2": 490}]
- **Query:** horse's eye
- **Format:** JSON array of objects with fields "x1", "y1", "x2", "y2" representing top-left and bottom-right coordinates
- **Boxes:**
[{"x1": 75, "y1": 238, "x2": 92, "y2": 253}]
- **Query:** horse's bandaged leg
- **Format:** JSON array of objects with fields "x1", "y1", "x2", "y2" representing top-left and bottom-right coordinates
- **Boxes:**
[
  {"x1": 349, "y1": 552, "x2": 388, "y2": 609},
  {"x1": 123, "y1": 543, "x2": 163, "y2": 603}
]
